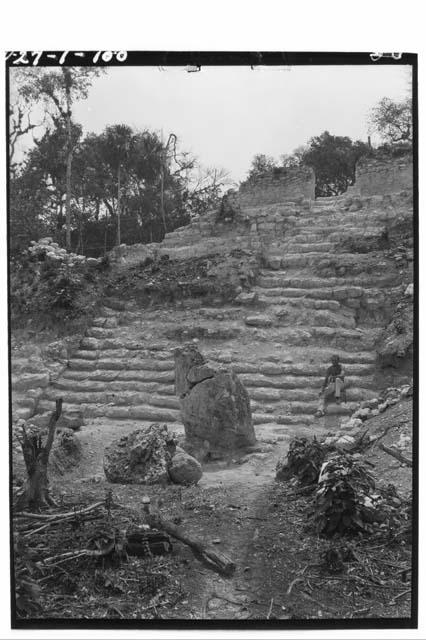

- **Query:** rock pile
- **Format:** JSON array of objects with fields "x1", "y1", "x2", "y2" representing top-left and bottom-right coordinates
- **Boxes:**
[
  {"x1": 103, "y1": 423, "x2": 202, "y2": 485},
  {"x1": 28, "y1": 238, "x2": 101, "y2": 267},
  {"x1": 322, "y1": 382, "x2": 413, "y2": 448},
  {"x1": 174, "y1": 344, "x2": 256, "y2": 461}
]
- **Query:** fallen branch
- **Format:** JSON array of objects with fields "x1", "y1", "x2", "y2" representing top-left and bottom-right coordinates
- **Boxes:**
[
  {"x1": 16, "y1": 501, "x2": 106, "y2": 522},
  {"x1": 42, "y1": 541, "x2": 116, "y2": 566},
  {"x1": 143, "y1": 496, "x2": 235, "y2": 576},
  {"x1": 378, "y1": 443, "x2": 412, "y2": 467}
]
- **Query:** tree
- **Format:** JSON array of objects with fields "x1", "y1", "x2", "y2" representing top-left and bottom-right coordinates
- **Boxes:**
[
  {"x1": 280, "y1": 145, "x2": 308, "y2": 168},
  {"x1": 16, "y1": 400, "x2": 62, "y2": 510},
  {"x1": 369, "y1": 97, "x2": 412, "y2": 144},
  {"x1": 246, "y1": 154, "x2": 278, "y2": 181},
  {"x1": 97, "y1": 124, "x2": 135, "y2": 245},
  {"x1": 16, "y1": 67, "x2": 104, "y2": 249},
  {"x1": 303, "y1": 131, "x2": 370, "y2": 197}
]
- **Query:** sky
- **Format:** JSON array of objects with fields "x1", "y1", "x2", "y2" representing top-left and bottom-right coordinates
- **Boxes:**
[{"x1": 11, "y1": 64, "x2": 411, "y2": 183}]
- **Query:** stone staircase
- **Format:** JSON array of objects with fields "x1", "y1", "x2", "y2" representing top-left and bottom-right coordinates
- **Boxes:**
[{"x1": 24, "y1": 191, "x2": 413, "y2": 442}]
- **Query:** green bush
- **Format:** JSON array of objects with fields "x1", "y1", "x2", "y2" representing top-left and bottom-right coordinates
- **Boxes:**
[
  {"x1": 10, "y1": 238, "x2": 99, "y2": 322},
  {"x1": 309, "y1": 454, "x2": 378, "y2": 536}
]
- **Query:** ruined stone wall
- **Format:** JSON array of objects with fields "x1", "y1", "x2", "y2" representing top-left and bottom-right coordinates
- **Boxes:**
[
  {"x1": 239, "y1": 166, "x2": 315, "y2": 206},
  {"x1": 355, "y1": 155, "x2": 413, "y2": 196},
  {"x1": 109, "y1": 154, "x2": 413, "y2": 269},
  {"x1": 109, "y1": 200, "x2": 309, "y2": 268}
]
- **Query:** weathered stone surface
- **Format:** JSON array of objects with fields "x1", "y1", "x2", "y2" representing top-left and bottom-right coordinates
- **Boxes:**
[
  {"x1": 235, "y1": 291, "x2": 258, "y2": 305},
  {"x1": 176, "y1": 345, "x2": 255, "y2": 460},
  {"x1": 267, "y1": 256, "x2": 282, "y2": 270},
  {"x1": 186, "y1": 364, "x2": 216, "y2": 386},
  {"x1": 103, "y1": 423, "x2": 176, "y2": 484},
  {"x1": 405, "y1": 283, "x2": 414, "y2": 297},
  {"x1": 245, "y1": 314, "x2": 272, "y2": 327},
  {"x1": 174, "y1": 344, "x2": 206, "y2": 398},
  {"x1": 168, "y1": 448, "x2": 203, "y2": 485},
  {"x1": 352, "y1": 407, "x2": 371, "y2": 421},
  {"x1": 12, "y1": 372, "x2": 50, "y2": 391},
  {"x1": 336, "y1": 435, "x2": 356, "y2": 449}
]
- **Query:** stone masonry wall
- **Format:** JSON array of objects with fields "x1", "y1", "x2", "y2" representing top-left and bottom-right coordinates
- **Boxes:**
[
  {"x1": 239, "y1": 166, "x2": 315, "y2": 206},
  {"x1": 109, "y1": 200, "x2": 310, "y2": 268},
  {"x1": 109, "y1": 155, "x2": 412, "y2": 269},
  {"x1": 355, "y1": 155, "x2": 413, "y2": 197}
]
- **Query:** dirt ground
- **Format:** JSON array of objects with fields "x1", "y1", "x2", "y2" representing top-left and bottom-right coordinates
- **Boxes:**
[{"x1": 16, "y1": 398, "x2": 413, "y2": 623}]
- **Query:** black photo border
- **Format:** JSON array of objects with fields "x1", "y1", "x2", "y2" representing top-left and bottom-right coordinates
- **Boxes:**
[{"x1": 5, "y1": 50, "x2": 419, "y2": 631}]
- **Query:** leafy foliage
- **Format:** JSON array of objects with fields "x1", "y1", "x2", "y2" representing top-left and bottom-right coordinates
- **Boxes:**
[
  {"x1": 369, "y1": 97, "x2": 412, "y2": 144},
  {"x1": 302, "y1": 131, "x2": 370, "y2": 197},
  {"x1": 10, "y1": 239, "x2": 99, "y2": 322},
  {"x1": 308, "y1": 454, "x2": 395, "y2": 537},
  {"x1": 276, "y1": 437, "x2": 328, "y2": 485},
  {"x1": 245, "y1": 132, "x2": 370, "y2": 197}
]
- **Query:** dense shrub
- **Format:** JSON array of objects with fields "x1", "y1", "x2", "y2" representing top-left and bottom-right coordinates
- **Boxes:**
[
  {"x1": 276, "y1": 437, "x2": 328, "y2": 485},
  {"x1": 309, "y1": 454, "x2": 376, "y2": 536},
  {"x1": 10, "y1": 238, "x2": 102, "y2": 322}
]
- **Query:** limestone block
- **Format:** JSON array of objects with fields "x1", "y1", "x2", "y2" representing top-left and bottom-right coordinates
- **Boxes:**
[
  {"x1": 245, "y1": 315, "x2": 273, "y2": 327},
  {"x1": 12, "y1": 372, "x2": 50, "y2": 392}
]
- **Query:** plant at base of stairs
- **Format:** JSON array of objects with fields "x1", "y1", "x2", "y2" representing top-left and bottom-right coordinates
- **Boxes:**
[
  {"x1": 276, "y1": 437, "x2": 328, "y2": 485},
  {"x1": 307, "y1": 453, "x2": 408, "y2": 538}
]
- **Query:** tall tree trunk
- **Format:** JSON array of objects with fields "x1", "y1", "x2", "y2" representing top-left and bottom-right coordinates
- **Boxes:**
[
  {"x1": 117, "y1": 164, "x2": 121, "y2": 246},
  {"x1": 160, "y1": 165, "x2": 167, "y2": 235},
  {"x1": 63, "y1": 68, "x2": 73, "y2": 251}
]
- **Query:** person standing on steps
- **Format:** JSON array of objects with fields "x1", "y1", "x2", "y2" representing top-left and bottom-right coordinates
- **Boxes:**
[{"x1": 315, "y1": 354, "x2": 346, "y2": 418}]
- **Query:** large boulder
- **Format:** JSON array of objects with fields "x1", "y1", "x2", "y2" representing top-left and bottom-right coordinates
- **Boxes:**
[
  {"x1": 175, "y1": 345, "x2": 256, "y2": 461},
  {"x1": 168, "y1": 448, "x2": 203, "y2": 485},
  {"x1": 103, "y1": 423, "x2": 177, "y2": 484}
]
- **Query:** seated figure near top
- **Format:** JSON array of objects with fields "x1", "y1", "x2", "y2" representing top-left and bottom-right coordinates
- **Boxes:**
[{"x1": 315, "y1": 354, "x2": 346, "y2": 418}]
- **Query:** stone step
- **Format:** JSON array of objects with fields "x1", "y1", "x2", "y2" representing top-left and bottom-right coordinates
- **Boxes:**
[
  {"x1": 208, "y1": 350, "x2": 377, "y2": 366},
  {"x1": 255, "y1": 326, "x2": 379, "y2": 349},
  {"x1": 289, "y1": 401, "x2": 357, "y2": 415},
  {"x1": 257, "y1": 273, "x2": 396, "y2": 291},
  {"x1": 68, "y1": 359, "x2": 175, "y2": 374},
  {"x1": 63, "y1": 359, "x2": 375, "y2": 381},
  {"x1": 12, "y1": 372, "x2": 50, "y2": 391},
  {"x1": 257, "y1": 296, "x2": 342, "y2": 311},
  {"x1": 38, "y1": 399, "x2": 180, "y2": 422},
  {"x1": 43, "y1": 385, "x2": 180, "y2": 406},
  {"x1": 248, "y1": 386, "x2": 374, "y2": 404},
  {"x1": 240, "y1": 373, "x2": 373, "y2": 389},
  {"x1": 252, "y1": 413, "x2": 315, "y2": 426},
  {"x1": 283, "y1": 242, "x2": 336, "y2": 254},
  {"x1": 85, "y1": 327, "x2": 117, "y2": 339},
  {"x1": 54, "y1": 378, "x2": 176, "y2": 395},
  {"x1": 270, "y1": 307, "x2": 356, "y2": 329},
  {"x1": 286, "y1": 227, "x2": 384, "y2": 243},
  {"x1": 275, "y1": 253, "x2": 389, "y2": 270},
  {"x1": 255, "y1": 286, "x2": 378, "y2": 301}
]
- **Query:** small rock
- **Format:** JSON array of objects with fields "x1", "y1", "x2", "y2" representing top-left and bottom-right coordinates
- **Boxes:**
[
  {"x1": 378, "y1": 402, "x2": 389, "y2": 413},
  {"x1": 245, "y1": 314, "x2": 272, "y2": 328},
  {"x1": 353, "y1": 407, "x2": 371, "y2": 421},
  {"x1": 235, "y1": 292, "x2": 258, "y2": 305},
  {"x1": 405, "y1": 283, "x2": 414, "y2": 297},
  {"x1": 212, "y1": 539, "x2": 221, "y2": 544},
  {"x1": 168, "y1": 449, "x2": 203, "y2": 485},
  {"x1": 336, "y1": 435, "x2": 356, "y2": 449},
  {"x1": 267, "y1": 257, "x2": 282, "y2": 270}
]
